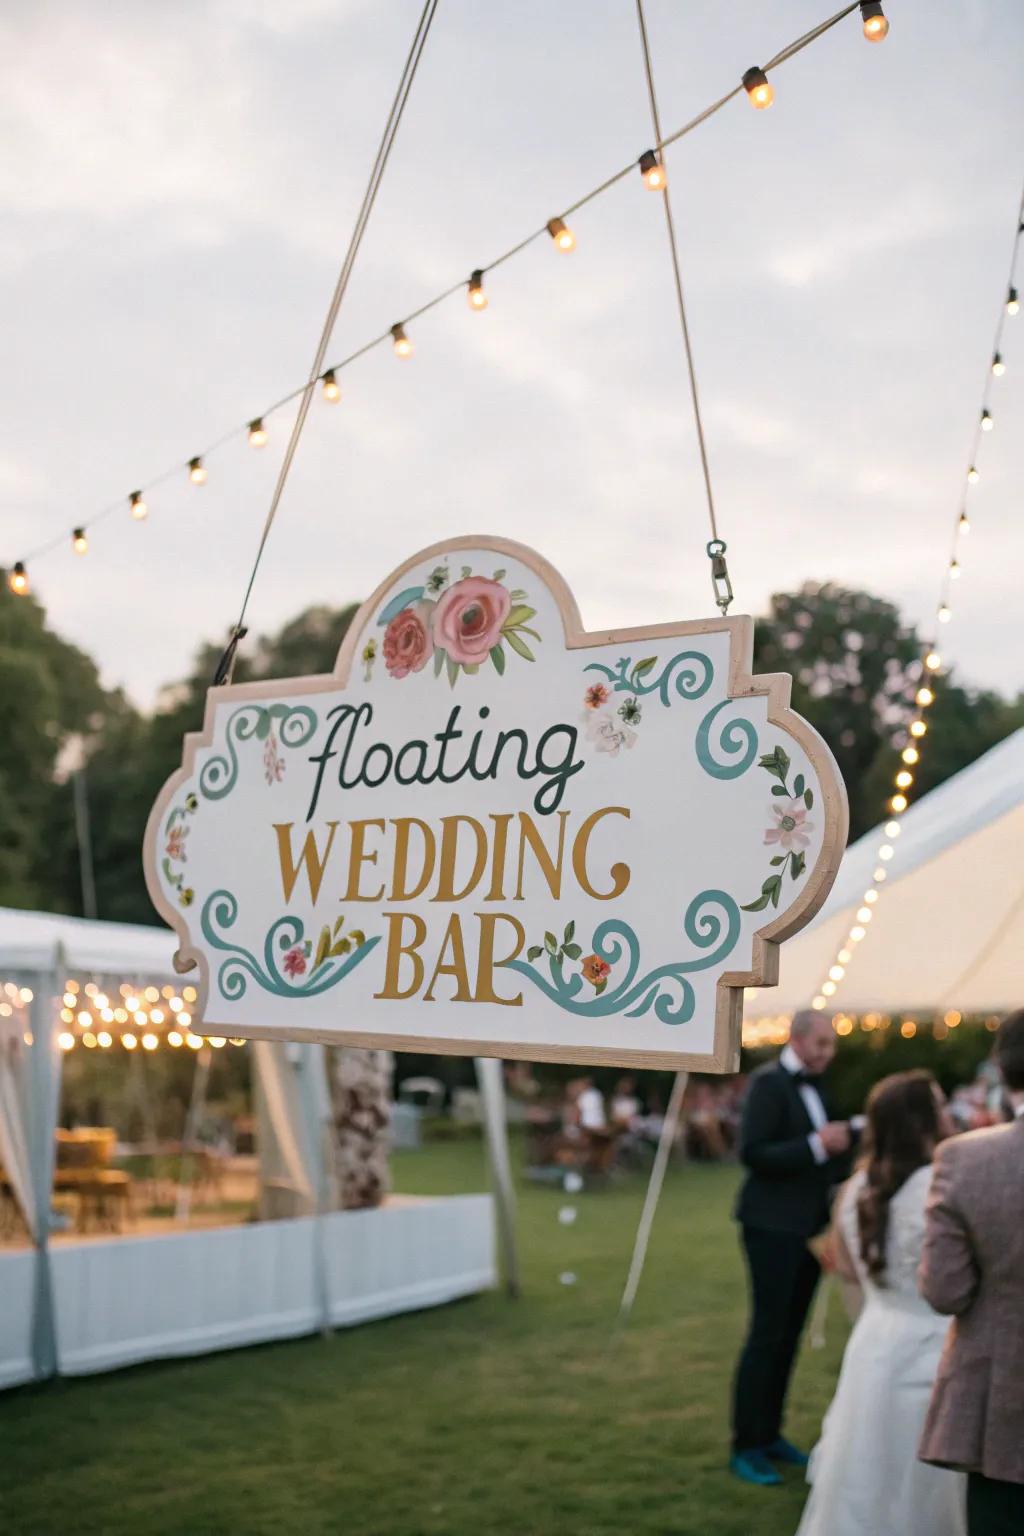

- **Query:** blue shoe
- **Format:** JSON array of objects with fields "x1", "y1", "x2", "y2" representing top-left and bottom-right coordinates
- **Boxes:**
[
  {"x1": 730, "y1": 1450, "x2": 782, "y2": 1486},
  {"x1": 765, "y1": 1436, "x2": 809, "y2": 1467}
]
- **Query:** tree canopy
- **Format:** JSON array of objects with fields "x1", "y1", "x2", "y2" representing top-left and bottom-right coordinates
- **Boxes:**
[{"x1": 1, "y1": 575, "x2": 1019, "y2": 923}]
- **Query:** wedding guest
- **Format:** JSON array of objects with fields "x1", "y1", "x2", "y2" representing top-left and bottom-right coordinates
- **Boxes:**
[
  {"x1": 919, "y1": 1009, "x2": 1024, "y2": 1536},
  {"x1": 610, "y1": 1075, "x2": 641, "y2": 1129},
  {"x1": 795, "y1": 1071, "x2": 965, "y2": 1536},
  {"x1": 730, "y1": 1010, "x2": 858, "y2": 1486}
]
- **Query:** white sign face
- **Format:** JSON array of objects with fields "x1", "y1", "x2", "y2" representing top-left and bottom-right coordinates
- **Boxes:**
[{"x1": 145, "y1": 538, "x2": 847, "y2": 1071}]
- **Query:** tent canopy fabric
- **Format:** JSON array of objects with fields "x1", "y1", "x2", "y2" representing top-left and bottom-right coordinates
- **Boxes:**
[
  {"x1": 747, "y1": 729, "x2": 1024, "y2": 1019},
  {"x1": 0, "y1": 908, "x2": 178, "y2": 978}
]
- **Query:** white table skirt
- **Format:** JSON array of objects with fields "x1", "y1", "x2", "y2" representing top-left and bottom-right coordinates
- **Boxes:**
[{"x1": 0, "y1": 1193, "x2": 494, "y2": 1386}]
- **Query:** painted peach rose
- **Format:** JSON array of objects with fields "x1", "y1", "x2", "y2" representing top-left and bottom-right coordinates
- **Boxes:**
[
  {"x1": 581, "y1": 954, "x2": 611, "y2": 987},
  {"x1": 383, "y1": 601, "x2": 435, "y2": 679},
  {"x1": 432, "y1": 576, "x2": 510, "y2": 665}
]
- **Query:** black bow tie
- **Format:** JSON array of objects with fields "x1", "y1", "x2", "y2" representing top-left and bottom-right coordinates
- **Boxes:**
[{"x1": 792, "y1": 1069, "x2": 817, "y2": 1085}]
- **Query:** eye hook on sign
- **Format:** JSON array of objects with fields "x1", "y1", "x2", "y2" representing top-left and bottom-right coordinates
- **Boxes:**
[{"x1": 707, "y1": 539, "x2": 734, "y2": 614}]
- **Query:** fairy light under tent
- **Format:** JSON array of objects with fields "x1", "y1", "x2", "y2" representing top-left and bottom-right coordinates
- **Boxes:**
[{"x1": 6, "y1": 0, "x2": 890, "y2": 599}]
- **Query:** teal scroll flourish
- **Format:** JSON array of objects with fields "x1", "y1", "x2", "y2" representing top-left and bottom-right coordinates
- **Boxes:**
[
  {"x1": 199, "y1": 703, "x2": 317, "y2": 801},
  {"x1": 695, "y1": 699, "x2": 758, "y2": 780},
  {"x1": 200, "y1": 890, "x2": 379, "y2": 1001},
  {"x1": 506, "y1": 890, "x2": 740, "y2": 1026},
  {"x1": 583, "y1": 650, "x2": 713, "y2": 705}
]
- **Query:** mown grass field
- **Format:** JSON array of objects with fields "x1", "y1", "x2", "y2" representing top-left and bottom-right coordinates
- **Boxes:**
[{"x1": 1, "y1": 1142, "x2": 848, "y2": 1536}]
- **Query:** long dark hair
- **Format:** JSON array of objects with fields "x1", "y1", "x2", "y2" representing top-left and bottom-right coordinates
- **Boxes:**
[{"x1": 856, "y1": 1070, "x2": 941, "y2": 1284}]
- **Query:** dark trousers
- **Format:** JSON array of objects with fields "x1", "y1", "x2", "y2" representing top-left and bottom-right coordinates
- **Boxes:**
[
  {"x1": 967, "y1": 1472, "x2": 1024, "y2": 1536},
  {"x1": 731, "y1": 1225, "x2": 821, "y2": 1452}
]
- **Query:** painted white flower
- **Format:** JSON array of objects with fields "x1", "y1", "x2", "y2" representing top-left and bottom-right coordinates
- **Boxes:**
[
  {"x1": 764, "y1": 797, "x2": 813, "y2": 851},
  {"x1": 582, "y1": 710, "x2": 637, "y2": 756}
]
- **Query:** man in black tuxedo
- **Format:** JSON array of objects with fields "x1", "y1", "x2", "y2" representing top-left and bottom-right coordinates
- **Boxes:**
[{"x1": 730, "y1": 1010, "x2": 859, "y2": 1486}]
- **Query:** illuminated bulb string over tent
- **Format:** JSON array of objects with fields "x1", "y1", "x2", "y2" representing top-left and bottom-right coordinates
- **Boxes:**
[
  {"x1": 791, "y1": 171, "x2": 1024, "y2": 1024},
  {"x1": 5, "y1": 0, "x2": 887, "y2": 601}
]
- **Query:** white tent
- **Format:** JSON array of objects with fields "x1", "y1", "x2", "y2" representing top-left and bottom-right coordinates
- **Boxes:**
[{"x1": 746, "y1": 729, "x2": 1024, "y2": 1021}]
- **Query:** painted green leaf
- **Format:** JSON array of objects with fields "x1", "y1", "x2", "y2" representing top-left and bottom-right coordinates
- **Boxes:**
[
  {"x1": 509, "y1": 589, "x2": 527, "y2": 601},
  {"x1": 492, "y1": 568, "x2": 506, "y2": 581},
  {"x1": 791, "y1": 852, "x2": 806, "y2": 880},
  {"x1": 503, "y1": 604, "x2": 536, "y2": 627},
  {"x1": 564, "y1": 920, "x2": 575, "y2": 943},
  {"x1": 446, "y1": 654, "x2": 460, "y2": 689},
  {"x1": 460, "y1": 565, "x2": 472, "y2": 579},
  {"x1": 527, "y1": 946, "x2": 543, "y2": 962},
  {"x1": 741, "y1": 892, "x2": 773, "y2": 912},
  {"x1": 464, "y1": 663, "x2": 480, "y2": 675},
  {"x1": 514, "y1": 625, "x2": 541, "y2": 641},
  {"x1": 349, "y1": 929, "x2": 366, "y2": 948},
  {"x1": 794, "y1": 773, "x2": 806, "y2": 797},
  {"x1": 804, "y1": 788, "x2": 814, "y2": 809},
  {"x1": 770, "y1": 856, "x2": 786, "y2": 866},
  {"x1": 631, "y1": 656, "x2": 658, "y2": 683},
  {"x1": 489, "y1": 645, "x2": 506, "y2": 676},
  {"x1": 504, "y1": 630, "x2": 535, "y2": 662},
  {"x1": 314, "y1": 926, "x2": 332, "y2": 968},
  {"x1": 594, "y1": 978, "x2": 607, "y2": 996},
  {"x1": 563, "y1": 943, "x2": 582, "y2": 961},
  {"x1": 330, "y1": 938, "x2": 352, "y2": 957},
  {"x1": 376, "y1": 586, "x2": 426, "y2": 626},
  {"x1": 544, "y1": 932, "x2": 558, "y2": 954},
  {"x1": 433, "y1": 647, "x2": 447, "y2": 678},
  {"x1": 771, "y1": 784, "x2": 789, "y2": 797}
]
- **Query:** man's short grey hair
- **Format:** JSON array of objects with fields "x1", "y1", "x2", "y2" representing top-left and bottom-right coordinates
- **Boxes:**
[{"x1": 789, "y1": 1010, "x2": 824, "y2": 1039}]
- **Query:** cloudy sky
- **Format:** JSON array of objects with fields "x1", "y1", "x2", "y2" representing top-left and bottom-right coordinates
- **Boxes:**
[{"x1": 2, "y1": 0, "x2": 1022, "y2": 706}]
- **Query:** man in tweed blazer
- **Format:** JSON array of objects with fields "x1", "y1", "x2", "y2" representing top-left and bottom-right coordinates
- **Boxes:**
[{"x1": 919, "y1": 1009, "x2": 1024, "y2": 1536}]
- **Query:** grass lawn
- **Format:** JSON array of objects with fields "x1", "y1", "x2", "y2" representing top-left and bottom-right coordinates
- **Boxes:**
[{"x1": 2, "y1": 1140, "x2": 848, "y2": 1536}]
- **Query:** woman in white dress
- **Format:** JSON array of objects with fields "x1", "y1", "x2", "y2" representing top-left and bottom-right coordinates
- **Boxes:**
[{"x1": 796, "y1": 1070, "x2": 966, "y2": 1536}]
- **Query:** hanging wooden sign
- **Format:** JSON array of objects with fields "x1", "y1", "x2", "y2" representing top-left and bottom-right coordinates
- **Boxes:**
[{"x1": 144, "y1": 537, "x2": 847, "y2": 1071}]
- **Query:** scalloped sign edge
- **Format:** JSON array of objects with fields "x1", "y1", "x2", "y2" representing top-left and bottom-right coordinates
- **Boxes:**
[{"x1": 143, "y1": 534, "x2": 848, "y2": 1073}]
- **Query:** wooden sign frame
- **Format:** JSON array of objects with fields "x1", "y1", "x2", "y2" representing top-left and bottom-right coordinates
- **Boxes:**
[{"x1": 144, "y1": 536, "x2": 847, "y2": 1072}]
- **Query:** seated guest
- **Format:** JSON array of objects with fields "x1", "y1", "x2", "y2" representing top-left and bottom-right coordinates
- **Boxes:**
[{"x1": 796, "y1": 1071, "x2": 965, "y2": 1536}]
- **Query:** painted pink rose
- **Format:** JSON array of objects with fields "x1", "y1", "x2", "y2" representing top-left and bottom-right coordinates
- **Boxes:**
[
  {"x1": 382, "y1": 601, "x2": 435, "y2": 679},
  {"x1": 283, "y1": 945, "x2": 307, "y2": 978},
  {"x1": 432, "y1": 577, "x2": 511, "y2": 665}
]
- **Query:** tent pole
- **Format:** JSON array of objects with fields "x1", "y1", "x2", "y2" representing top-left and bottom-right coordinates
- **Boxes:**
[
  {"x1": 474, "y1": 1057, "x2": 520, "y2": 1299},
  {"x1": 28, "y1": 966, "x2": 61, "y2": 1380}
]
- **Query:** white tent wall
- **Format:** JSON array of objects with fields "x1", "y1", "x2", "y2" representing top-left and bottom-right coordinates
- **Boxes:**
[
  {"x1": 0, "y1": 909, "x2": 504, "y2": 1389},
  {"x1": 746, "y1": 730, "x2": 1024, "y2": 1020}
]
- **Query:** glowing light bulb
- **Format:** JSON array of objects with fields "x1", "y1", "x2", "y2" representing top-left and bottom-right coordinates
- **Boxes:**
[
  {"x1": 850, "y1": 926, "x2": 867, "y2": 942},
  {"x1": 229, "y1": 1038, "x2": 247, "y2": 1047},
  {"x1": 949, "y1": 560, "x2": 961, "y2": 580},
  {"x1": 864, "y1": 889, "x2": 879, "y2": 905},
  {"x1": 168, "y1": 1030, "x2": 183, "y2": 1047},
  {"x1": 126, "y1": 995, "x2": 140, "y2": 1012},
  {"x1": 183, "y1": 986, "x2": 197, "y2": 1002},
  {"x1": 72, "y1": 528, "x2": 88, "y2": 555},
  {"x1": 822, "y1": 981, "x2": 836, "y2": 997},
  {"x1": 860, "y1": 1, "x2": 889, "y2": 41},
  {"x1": 177, "y1": 1011, "x2": 191, "y2": 1027},
  {"x1": 122, "y1": 1032, "x2": 137, "y2": 1050},
  {"x1": 938, "y1": 603, "x2": 951, "y2": 623},
  {"x1": 1007, "y1": 287, "x2": 1020, "y2": 316},
  {"x1": 896, "y1": 769, "x2": 913, "y2": 789},
  {"x1": 981, "y1": 409, "x2": 993, "y2": 431},
  {"x1": 321, "y1": 370, "x2": 340, "y2": 402},
  {"x1": 97, "y1": 1030, "x2": 112, "y2": 1048},
  {"x1": 829, "y1": 965, "x2": 845, "y2": 981},
  {"x1": 992, "y1": 353, "x2": 1005, "y2": 377},
  {"x1": 891, "y1": 793, "x2": 908, "y2": 813},
  {"x1": 391, "y1": 323, "x2": 412, "y2": 358},
  {"x1": 186, "y1": 1032, "x2": 203, "y2": 1050},
  {"x1": 742, "y1": 66, "x2": 773, "y2": 109},
  {"x1": 967, "y1": 466, "x2": 979, "y2": 484},
  {"x1": 248, "y1": 418, "x2": 268, "y2": 447},
  {"x1": 83, "y1": 1032, "x2": 97, "y2": 1048},
  {"x1": 142, "y1": 1032, "x2": 158, "y2": 1051},
  {"x1": 58, "y1": 1031, "x2": 75, "y2": 1051},
  {"x1": 77, "y1": 1010, "x2": 92, "y2": 1027},
  {"x1": 885, "y1": 820, "x2": 901, "y2": 837},
  {"x1": 959, "y1": 512, "x2": 970, "y2": 536},
  {"x1": 188, "y1": 456, "x2": 207, "y2": 484},
  {"x1": 838, "y1": 949, "x2": 852, "y2": 964},
  {"x1": 812, "y1": 995, "x2": 827, "y2": 1010},
  {"x1": 9, "y1": 561, "x2": 29, "y2": 595},
  {"x1": 916, "y1": 686, "x2": 934, "y2": 707},
  {"x1": 857, "y1": 906, "x2": 873, "y2": 924},
  {"x1": 925, "y1": 651, "x2": 941, "y2": 671},
  {"x1": 467, "y1": 270, "x2": 487, "y2": 310},
  {"x1": 874, "y1": 868, "x2": 887, "y2": 883},
  {"x1": 910, "y1": 719, "x2": 927, "y2": 738},
  {"x1": 900, "y1": 1020, "x2": 916, "y2": 1038},
  {"x1": 638, "y1": 149, "x2": 666, "y2": 190},
  {"x1": 879, "y1": 844, "x2": 895, "y2": 862},
  {"x1": 129, "y1": 491, "x2": 147, "y2": 520},
  {"x1": 546, "y1": 217, "x2": 575, "y2": 252},
  {"x1": 208, "y1": 1036, "x2": 227, "y2": 1048},
  {"x1": 902, "y1": 746, "x2": 919, "y2": 765}
]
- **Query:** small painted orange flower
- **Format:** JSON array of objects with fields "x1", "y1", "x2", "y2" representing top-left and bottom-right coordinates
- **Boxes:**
[
  {"x1": 584, "y1": 683, "x2": 610, "y2": 710},
  {"x1": 581, "y1": 954, "x2": 611, "y2": 986}
]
